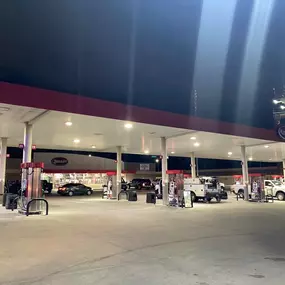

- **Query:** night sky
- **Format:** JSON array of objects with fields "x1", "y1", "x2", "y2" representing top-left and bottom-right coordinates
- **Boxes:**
[{"x1": 1, "y1": 0, "x2": 285, "y2": 130}]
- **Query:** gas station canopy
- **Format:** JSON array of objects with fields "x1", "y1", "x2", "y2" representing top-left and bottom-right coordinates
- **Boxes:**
[{"x1": 0, "y1": 103, "x2": 283, "y2": 162}]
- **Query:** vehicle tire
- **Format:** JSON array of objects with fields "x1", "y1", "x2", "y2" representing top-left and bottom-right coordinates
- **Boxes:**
[
  {"x1": 68, "y1": 191, "x2": 74, "y2": 197},
  {"x1": 216, "y1": 196, "x2": 221, "y2": 203},
  {"x1": 238, "y1": 189, "x2": 244, "y2": 199},
  {"x1": 276, "y1": 191, "x2": 285, "y2": 201},
  {"x1": 86, "y1": 190, "x2": 92, "y2": 196},
  {"x1": 137, "y1": 185, "x2": 142, "y2": 190},
  {"x1": 191, "y1": 191, "x2": 196, "y2": 202}
]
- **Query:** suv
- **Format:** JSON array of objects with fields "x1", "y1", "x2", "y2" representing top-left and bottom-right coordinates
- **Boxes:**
[{"x1": 128, "y1": 178, "x2": 152, "y2": 190}]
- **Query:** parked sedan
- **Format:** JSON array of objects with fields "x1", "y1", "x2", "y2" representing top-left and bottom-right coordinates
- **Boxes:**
[{"x1": 57, "y1": 183, "x2": 93, "y2": 196}]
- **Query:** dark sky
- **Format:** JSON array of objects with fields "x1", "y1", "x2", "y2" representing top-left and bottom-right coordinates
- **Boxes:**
[{"x1": 1, "y1": 0, "x2": 285, "y2": 129}]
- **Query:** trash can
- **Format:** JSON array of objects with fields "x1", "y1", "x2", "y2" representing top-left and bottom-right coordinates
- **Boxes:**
[
  {"x1": 5, "y1": 193, "x2": 18, "y2": 210},
  {"x1": 102, "y1": 185, "x2": 108, "y2": 199},
  {"x1": 146, "y1": 192, "x2": 156, "y2": 204},
  {"x1": 128, "y1": 191, "x2": 137, "y2": 202},
  {"x1": 2, "y1": 192, "x2": 7, "y2": 207},
  {"x1": 220, "y1": 191, "x2": 228, "y2": 200}
]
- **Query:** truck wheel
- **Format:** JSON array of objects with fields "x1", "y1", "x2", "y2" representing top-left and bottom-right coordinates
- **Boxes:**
[
  {"x1": 216, "y1": 196, "x2": 221, "y2": 203},
  {"x1": 191, "y1": 192, "x2": 196, "y2": 202},
  {"x1": 238, "y1": 189, "x2": 244, "y2": 199},
  {"x1": 276, "y1": 191, "x2": 285, "y2": 201}
]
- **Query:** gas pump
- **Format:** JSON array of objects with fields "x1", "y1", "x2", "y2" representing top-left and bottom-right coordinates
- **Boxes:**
[
  {"x1": 249, "y1": 174, "x2": 264, "y2": 201},
  {"x1": 19, "y1": 162, "x2": 48, "y2": 216},
  {"x1": 107, "y1": 177, "x2": 113, "y2": 199},
  {"x1": 167, "y1": 171, "x2": 185, "y2": 206},
  {"x1": 168, "y1": 175, "x2": 176, "y2": 205},
  {"x1": 105, "y1": 172, "x2": 117, "y2": 199}
]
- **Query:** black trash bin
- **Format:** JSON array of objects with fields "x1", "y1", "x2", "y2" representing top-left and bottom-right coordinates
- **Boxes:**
[
  {"x1": 146, "y1": 192, "x2": 156, "y2": 204},
  {"x1": 220, "y1": 191, "x2": 228, "y2": 200},
  {"x1": 2, "y1": 192, "x2": 7, "y2": 207},
  {"x1": 128, "y1": 191, "x2": 137, "y2": 202},
  {"x1": 5, "y1": 194, "x2": 18, "y2": 210}
]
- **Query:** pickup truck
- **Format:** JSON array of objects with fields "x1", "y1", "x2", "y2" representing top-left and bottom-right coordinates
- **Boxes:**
[{"x1": 231, "y1": 180, "x2": 285, "y2": 201}]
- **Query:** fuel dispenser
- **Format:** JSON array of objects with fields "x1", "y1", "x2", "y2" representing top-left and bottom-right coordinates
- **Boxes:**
[
  {"x1": 167, "y1": 171, "x2": 185, "y2": 207},
  {"x1": 19, "y1": 162, "x2": 48, "y2": 216}
]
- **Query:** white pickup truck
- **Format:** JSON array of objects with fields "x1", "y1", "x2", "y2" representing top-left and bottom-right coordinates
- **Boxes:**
[
  {"x1": 184, "y1": 177, "x2": 222, "y2": 202},
  {"x1": 231, "y1": 180, "x2": 285, "y2": 201}
]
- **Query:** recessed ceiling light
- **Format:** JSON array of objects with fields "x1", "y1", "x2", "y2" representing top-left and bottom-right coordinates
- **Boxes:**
[
  {"x1": 88, "y1": 154, "x2": 92, "y2": 157},
  {"x1": 264, "y1": 145, "x2": 269, "y2": 148},
  {"x1": 171, "y1": 151, "x2": 175, "y2": 154},
  {"x1": 124, "y1": 122, "x2": 133, "y2": 129},
  {"x1": 91, "y1": 145, "x2": 96, "y2": 149},
  {"x1": 248, "y1": 157, "x2": 253, "y2": 161},
  {"x1": 65, "y1": 121, "x2": 72, "y2": 127},
  {"x1": 144, "y1": 150, "x2": 149, "y2": 154},
  {"x1": 190, "y1": 137, "x2": 196, "y2": 140},
  {"x1": 73, "y1": 139, "x2": 80, "y2": 143},
  {"x1": 193, "y1": 142, "x2": 200, "y2": 147},
  {"x1": 228, "y1": 152, "x2": 232, "y2": 155}
]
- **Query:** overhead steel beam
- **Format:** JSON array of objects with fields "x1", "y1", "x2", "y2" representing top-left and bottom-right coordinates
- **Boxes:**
[
  {"x1": 245, "y1": 141, "x2": 278, "y2": 148},
  {"x1": 27, "y1": 110, "x2": 51, "y2": 125},
  {"x1": 166, "y1": 131, "x2": 199, "y2": 139}
]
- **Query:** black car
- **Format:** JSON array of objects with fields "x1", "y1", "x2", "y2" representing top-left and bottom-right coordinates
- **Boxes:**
[
  {"x1": 128, "y1": 178, "x2": 152, "y2": 190},
  {"x1": 57, "y1": 183, "x2": 93, "y2": 196},
  {"x1": 42, "y1": 180, "x2": 53, "y2": 194}
]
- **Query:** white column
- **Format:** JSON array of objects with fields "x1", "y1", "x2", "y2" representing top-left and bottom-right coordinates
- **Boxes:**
[
  {"x1": 116, "y1": 146, "x2": 122, "y2": 199},
  {"x1": 241, "y1": 145, "x2": 249, "y2": 200},
  {"x1": 23, "y1": 123, "x2": 33, "y2": 163},
  {"x1": 190, "y1": 152, "x2": 196, "y2": 178},
  {"x1": 282, "y1": 160, "x2": 285, "y2": 178},
  {"x1": 161, "y1": 137, "x2": 168, "y2": 205},
  {"x1": 0, "y1": 138, "x2": 8, "y2": 195}
]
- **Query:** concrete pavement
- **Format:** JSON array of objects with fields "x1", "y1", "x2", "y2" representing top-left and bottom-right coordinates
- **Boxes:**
[{"x1": 0, "y1": 194, "x2": 285, "y2": 285}]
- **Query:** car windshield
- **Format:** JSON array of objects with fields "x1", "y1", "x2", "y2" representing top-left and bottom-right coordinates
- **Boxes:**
[{"x1": 272, "y1": 180, "x2": 282, "y2": 186}]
